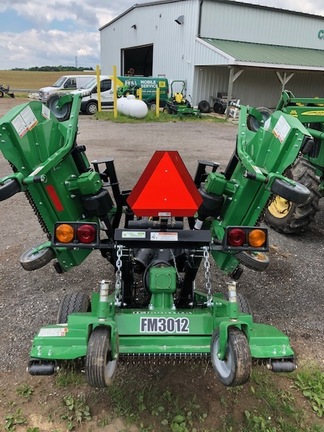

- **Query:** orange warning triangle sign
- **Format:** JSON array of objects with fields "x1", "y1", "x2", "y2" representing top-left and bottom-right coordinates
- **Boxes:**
[{"x1": 127, "y1": 151, "x2": 202, "y2": 217}]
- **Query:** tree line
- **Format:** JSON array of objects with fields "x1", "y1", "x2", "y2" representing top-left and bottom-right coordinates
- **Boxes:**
[{"x1": 11, "y1": 66, "x2": 94, "y2": 72}]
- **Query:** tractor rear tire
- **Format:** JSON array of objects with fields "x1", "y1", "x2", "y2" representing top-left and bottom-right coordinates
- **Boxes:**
[
  {"x1": 0, "y1": 178, "x2": 21, "y2": 201},
  {"x1": 247, "y1": 107, "x2": 272, "y2": 131},
  {"x1": 264, "y1": 158, "x2": 320, "y2": 234},
  {"x1": 211, "y1": 327, "x2": 251, "y2": 386},
  {"x1": 19, "y1": 246, "x2": 55, "y2": 271},
  {"x1": 85, "y1": 326, "x2": 118, "y2": 388},
  {"x1": 57, "y1": 291, "x2": 91, "y2": 324}
]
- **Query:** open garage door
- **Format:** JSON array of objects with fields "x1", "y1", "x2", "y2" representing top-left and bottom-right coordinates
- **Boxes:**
[{"x1": 122, "y1": 44, "x2": 153, "y2": 76}]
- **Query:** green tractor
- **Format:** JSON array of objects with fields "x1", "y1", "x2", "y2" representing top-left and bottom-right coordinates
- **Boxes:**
[
  {"x1": 264, "y1": 90, "x2": 324, "y2": 234},
  {"x1": 0, "y1": 93, "x2": 311, "y2": 388}
]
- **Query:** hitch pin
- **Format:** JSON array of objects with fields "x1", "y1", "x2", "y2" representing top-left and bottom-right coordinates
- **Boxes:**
[{"x1": 22, "y1": 174, "x2": 47, "y2": 185}]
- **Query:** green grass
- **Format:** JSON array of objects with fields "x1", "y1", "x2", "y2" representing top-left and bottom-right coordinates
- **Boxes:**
[
  {"x1": 0, "y1": 70, "x2": 95, "y2": 91},
  {"x1": 95, "y1": 109, "x2": 225, "y2": 123},
  {"x1": 2, "y1": 363, "x2": 323, "y2": 431}
]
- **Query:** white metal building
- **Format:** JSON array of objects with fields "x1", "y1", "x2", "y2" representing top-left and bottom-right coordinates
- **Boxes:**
[{"x1": 99, "y1": 0, "x2": 324, "y2": 108}]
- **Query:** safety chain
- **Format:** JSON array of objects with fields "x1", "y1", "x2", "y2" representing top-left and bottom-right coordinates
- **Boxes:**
[
  {"x1": 114, "y1": 244, "x2": 123, "y2": 306},
  {"x1": 203, "y1": 246, "x2": 213, "y2": 307}
]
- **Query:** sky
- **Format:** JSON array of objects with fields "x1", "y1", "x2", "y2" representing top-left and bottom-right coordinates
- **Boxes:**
[{"x1": 0, "y1": 0, "x2": 324, "y2": 70}]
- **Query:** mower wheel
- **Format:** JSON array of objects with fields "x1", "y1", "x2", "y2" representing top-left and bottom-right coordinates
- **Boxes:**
[
  {"x1": 235, "y1": 251, "x2": 269, "y2": 272},
  {"x1": 163, "y1": 106, "x2": 172, "y2": 114},
  {"x1": 271, "y1": 178, "x2": 310, "y2": 205},
  {"x1": 211, "y1": 327, "x2": 251, "y2": 386},
  {"x1": 198, "y1": 100, "x2": 210, "y2": 113},
  {"x1": 57, "y1": 291, "x2": 90, "y2": 324},
  {"x1": 0, "y1": 178, "x2": 21, "y2": 201},
  {"x1": 85, "y1": 326, "x2": 118, "y2": 388},
  {"x1": 47, "y1": 93, "x2": 72, "y2": 121},
  {"x1": 0, "y1": 91, "x2": 4, "y2": 98},
  {"x1": 19, "y1": 246, "x2": 55, "y2": 271},
  {"x1": 247, "y1": 107, "x2": 272, "y2": 131}
]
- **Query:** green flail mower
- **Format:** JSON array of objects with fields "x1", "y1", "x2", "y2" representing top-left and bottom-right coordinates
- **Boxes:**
[
  {"x1": 263, "y1": 90, "x2": 324, "y2": 234},
  {"x1": 0, "y1": 93, "x2": 312, "y2": 387}
]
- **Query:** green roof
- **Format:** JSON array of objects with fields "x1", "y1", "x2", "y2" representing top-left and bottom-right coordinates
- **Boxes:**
[{"x1": 202, "y1": 38, "x2": 324, "y2": 69}]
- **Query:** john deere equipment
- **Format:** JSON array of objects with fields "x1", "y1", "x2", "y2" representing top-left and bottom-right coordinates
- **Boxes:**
[
  {"x1": 264, "y1": 90, "x2": 324, "y2": 234},
  {"x1": 0, "y1": 93, "x2": 311, "y2": 388},
  {"x1": 163, "y1": 80, "x2": 201, "y2": 117}
]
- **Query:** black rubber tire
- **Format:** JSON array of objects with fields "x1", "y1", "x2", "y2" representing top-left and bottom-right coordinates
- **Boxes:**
[
  {"x1": 225, "y1": 292, "x2": 253, "y2": 316},
  {"x1": 247, "y1": 107, "x2": 272, "y2": 131},
  {"x1": 271, "y1": 178, "x2": 310, "y2": 205},
  {"x1": 85, "y1": 326, "x2": 118, "y2": 388},
  {"x1": 210, "y1": 327, "x2": 251, "y2": 386},
  {"x1": 213, "y1": 102, "x2": 226, "y2": 114},
  {"x1": 264, "y1": 158, "x2": 320, "y2": 234},
  {"x1": 163, "y1": 107, "x2": 172, "y2": 114},
  {"x1": 85, "y1": 101, "x2": 98, "y2": 115},
  {"x1": 0, "y1": 91, "x2": 4, "y2": 98},
  {"x1": 0, "y1": 178, "x2": 21, "y2": 201},
  {"x1": 146, "y1": 102, "x2": 156, "y2": 111},
  {"x1": 19, "y1": 246, "x2": 55, "y2": 271},
  {"x1": 237, "y1": 293, "x2": 253, "y2": 316},
  {"x1": 198, "y1": 100, "x2": 210, "y2": 113},
  {"x1": 236, "y1": 251, "x2": 270, "y2": 272},
  {"x1": 57, "y1": 291, "x2": 91, "y2": 324},
  {"x1": 46, "y1": 93, "x2": 71, "y2": 121}
]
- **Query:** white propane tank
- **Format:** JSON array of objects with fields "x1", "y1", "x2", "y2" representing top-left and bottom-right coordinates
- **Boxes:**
[
  {"x1": 117, "y1": 97, "x2": 127, "y2": 115},
  {"x1": 128, "y1": 99, "x2": 148, "y2": 118}
]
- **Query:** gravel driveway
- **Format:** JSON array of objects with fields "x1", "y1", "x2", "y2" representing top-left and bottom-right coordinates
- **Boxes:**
[{"x1": 0, "y1": 98, "x2": 323, "y2": 377}]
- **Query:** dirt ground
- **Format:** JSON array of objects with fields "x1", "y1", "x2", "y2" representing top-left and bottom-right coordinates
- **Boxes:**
[{"x1": 0, "y1": 96, "x2": 323, "y2": 431}]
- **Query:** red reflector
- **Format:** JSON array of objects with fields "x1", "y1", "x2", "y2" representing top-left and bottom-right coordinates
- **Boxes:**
[
  {"x1": 77, "y1": 224, "x2": 96, "y2": 244},
  {"x1": 227, "y1": 228, "x2": 245, "y2": 246},
  {"x1": 127, "y1": 151, "x2": 203, "y2": 217},
  {"x1": 46, "y1": 185, "x2": 64, "y2": 212}
]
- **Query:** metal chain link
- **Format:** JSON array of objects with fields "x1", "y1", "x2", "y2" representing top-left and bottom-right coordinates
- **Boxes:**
[
  {"x1": 114, "y1": 244, "x2": 123, "y2": 306},
  {"x1": 203, "y1": 246, "x2": 213, "y2": 307}
]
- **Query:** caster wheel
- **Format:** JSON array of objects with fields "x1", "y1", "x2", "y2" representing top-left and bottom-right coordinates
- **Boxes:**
[
  {"x1": 210, "y1": 327, "x2": 251, "y2": 386},
  {"x1": 19, "y1": 246, "x2": 55, "y2": 271},
  {"x1": 85, "y1": 326, "x2": 118, "y2": 388}
]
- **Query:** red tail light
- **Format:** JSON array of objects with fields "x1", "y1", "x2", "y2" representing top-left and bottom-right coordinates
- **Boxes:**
[
  {"x1": 53, "y1": 222, "x2": 99, "y2": 247},
  {"x1": 227, "y1": 228, "x2": 246, "y2": 247},
  {"x1": 224, "y1": 227, "x2": 268, "y2": 251},
  {"x1": 77, "y1": 224, "x2": 96, "y2": 244}
]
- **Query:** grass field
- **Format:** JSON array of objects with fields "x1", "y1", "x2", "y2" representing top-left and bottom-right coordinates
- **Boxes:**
[{"x1": 0, "y1": 70, "x2": 96, "y2": 91}]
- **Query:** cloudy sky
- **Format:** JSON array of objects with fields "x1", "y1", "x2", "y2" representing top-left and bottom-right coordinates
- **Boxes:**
[{"x1": 0, "y1": 0, "x2": 323, "y2": 70}]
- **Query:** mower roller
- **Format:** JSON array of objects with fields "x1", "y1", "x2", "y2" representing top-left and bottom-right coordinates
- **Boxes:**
[{"x1": 0, "y1": 93, "x2": 311, "y2": 387}]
